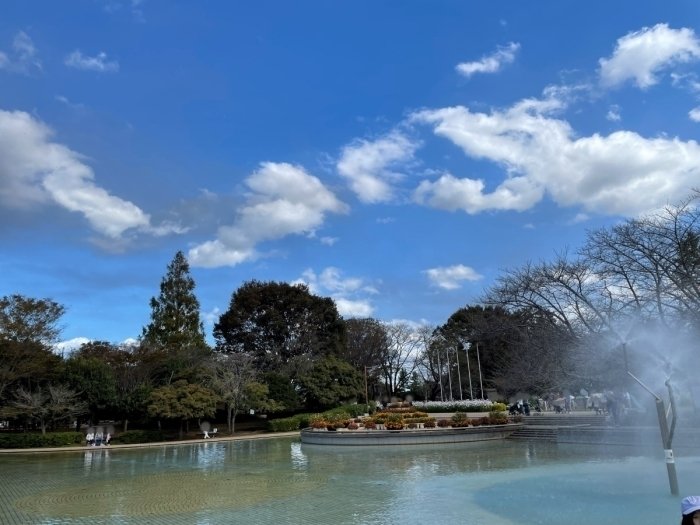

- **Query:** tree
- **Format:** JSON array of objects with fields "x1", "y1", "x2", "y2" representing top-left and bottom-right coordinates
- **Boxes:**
[
  {"x1": 0, "y1": 295, "x2": 65, "y2": 344},
  {"x1": 147, "y1": 380, "x2": 218, "y2": 439},
  {"x1": 297, "y1": 355, "x2": 363, "y2": 409},
  {"x1": 0, "y1": 338, "x2": 61, "y2": 401},
  {"x1": 63, "y1": 354, "x2": 117, "y2": 424},
  {"x1": 378, "y1": 322, "x2": 421, "y2": 398},
  {"x1": 214, "y1": 281, "x2": 346, "y2": 376},
  {"x1": 341, "y1": 318, "x2": 387, "y2": 370},
  {"x1": 142, "y1": 251, "x2": 207, "y2": 350},
  {"x1": 3, "y1": 384, "x2": 86, "y2": 434},
  {"x1": 207, "y1": 353, "x2": 278, "y2": 433}
]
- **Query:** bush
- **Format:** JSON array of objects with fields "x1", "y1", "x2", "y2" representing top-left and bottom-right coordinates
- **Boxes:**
[
  {"x1": 113, "y1": 430, "x2": 164, "y2": 444},
  {"x1": 491, "y1": 402, "x2": 508, "y2": 412},
  {"x1": 363, "y1": 420, "x2": 376, "y2": 429},
  {"x1": 451, "y1": 412, "x2": 469, "y2": 425},
  {"x1": 308, "y1": 414, "x2": 328, "y2": 429},
  {"x1": 326, "y1": 412, "x2": 350, "y2": 429},
  {"x1": 267, "y1": 416, "x2": 304, "y2": 432},
  {"x1": 424, "y1": 418, "x2": 436, "y2": 428},
  {"x1": 488, "y1": 411, "x2": 508, "y2": 425},
  {"x1": 414, "y1": 400, "x2": 494, "y2": 413},
  {"x1": 385, "y1": 413, "x2": 404, "y2": 430},
  {"x1": 0, "y1": 431, "x2": 83, "y2": 449},
  {"x1": 347, "y1": 422, "x2": 359, "y2": 430},
  {"x1": 437, "y1": 419, "x2": 451, "y2": 428}
]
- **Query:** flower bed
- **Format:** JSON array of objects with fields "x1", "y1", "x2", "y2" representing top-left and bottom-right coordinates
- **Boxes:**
[{"x1": 414, "y1": 400, "x2": 499, "y2": 413}]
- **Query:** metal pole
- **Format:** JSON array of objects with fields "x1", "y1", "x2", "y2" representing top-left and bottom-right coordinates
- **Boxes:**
[
  {"x1": 455, "y1": 344, "x2": 463, "y2": 401},
  {"x1": 445, "y1": 345, "x2": 453, "y2": 401},
  {"x1": 476, "y1": 342, "x2": 484, "y2": 399},
  {"x1": 437, "y1": 348, "x2": 444, "y2": 402},
  {"x1": 627, "y1": 371, "x2": 679, "y2": 496},
  {"x1": 466, "y1": 345, "x2": 473, "y2": 399},
  {"x1": 364, "y1": 366, "x2": 369, "y2": 408}
]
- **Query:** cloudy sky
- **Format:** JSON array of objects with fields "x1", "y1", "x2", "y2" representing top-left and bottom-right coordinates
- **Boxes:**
[{"x1": 2, "y1": 1, "x2": 700, "y2": 347}]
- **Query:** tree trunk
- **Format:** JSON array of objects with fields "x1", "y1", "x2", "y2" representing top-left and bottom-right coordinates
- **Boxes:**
[
  {"x1": 231, "y1": 412, "x2": 237, "y2": 434},
  {"x1": 179, "y1": 420, "x2": 184, "y2": 440},
  {"x1": 123, "y1": 418, "x2": 129, "y2": 432},
  {"x1": 227, "y1": 404, "x2": 233, "y2": 433},
  {"x1": 40, "y1": 419, "x2": 47, "y2": 435}
]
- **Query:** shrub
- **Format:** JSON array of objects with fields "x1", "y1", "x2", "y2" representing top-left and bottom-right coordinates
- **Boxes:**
[
  {"x1": 510, "y1": 414, "x2": 523, "y2": 423},
  {"x1": 347, "y1": 422, "x2": 359, "y2": 430},
  {"x1": 309, "y1": 414, "x2": 328, "y2": 429},
  {"x1": 326, "y1": 412, "x2": 350, "y2": 429},
  {"x1": 267, "y1": 416, "x2": 303, "y2": 432},
  {"x1": 491, "y1": 402, "x2": 508, "y2": 412},
  {"x1": 488, "y1": 411, "x2": 508, "y2": 425},
  {"x1": 385, "y1": 413, "x2": 404, "y2": 430},
  {"x1": 437, "y1": 419, "x2": 451, "y2": 428},
  {"x1": 424, "y1": 418, "x2": 436, "y2": 428},
  {"x1": 0, "y1": 431, "x2": 83, "y2": 449},
  {"x1": 451, "y1": 412, "x2": 469, "y2": 426},
  {"x1": 113, "y1": 430, "x2": 164, "y2": 444},
  {"x1": 363, "y1": 420, "x2": 376, "y2": 429},
  {"x1": 470, "y1": 417, "x2": 483, "y2": 427}
]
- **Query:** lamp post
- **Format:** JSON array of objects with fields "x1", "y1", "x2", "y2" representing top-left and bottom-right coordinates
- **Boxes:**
[
  {"x1": 465, "y1": 342, "x2": 474, "y2": 399},
  {"x1": 476, "y1": 342, "x2": 484, "y2": 399},
  {"x1": 445, "y1": 342, "x2": 453, "y2": 401},
  {"x1": 454, "y1": 342, "x2": 464, "y2": 401}
]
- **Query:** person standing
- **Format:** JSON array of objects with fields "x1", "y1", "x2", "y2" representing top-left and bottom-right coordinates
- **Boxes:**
[{"x1": 681, "y1": 496, "x2": 700, "y2": 524}]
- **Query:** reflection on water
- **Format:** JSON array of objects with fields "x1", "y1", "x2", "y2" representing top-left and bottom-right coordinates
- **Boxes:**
[{"x1": 0, "y1": 439, "x2": 697, "y2": 524}]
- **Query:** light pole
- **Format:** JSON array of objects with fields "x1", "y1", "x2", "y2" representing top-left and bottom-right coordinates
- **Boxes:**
[
  {"x1": 465, "y1": 342, "x2": 474, "y2": 399},
  {"x1": 445, "y1": 342, "x2": 453, "y2": 401},
  {"x1": 476, "y1": 342, "x2": 484, "y2": 399},
  {"x1": 454, "y1": 342, "x2": 464, "y2": 401}
]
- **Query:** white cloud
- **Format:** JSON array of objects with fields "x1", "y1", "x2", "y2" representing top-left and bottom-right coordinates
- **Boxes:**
[
  {"x1": 0, "y1": 109, "x2": 181, "y2": 238},
  {"x1": 293, "y1": 267, "x2": 377, "y2": 318},
  {"x1": 189, "y1": 162, "x2": 347, "y2": 267},
  {"x1": 337, "y1": 131, "x2": 419, "y2": 203},
  {"x1": 424, "y1": 264, "x2": 483, "y2": 290},
  {"x1": 456, "y1": 42, "x2": 520, "y2": 78},
  {"x1": 606, "y1": 105, "x2": 622, "y2": 122},
  {"x1": 320, "y1": 236, "x2": 338, "y2": 246},
  {"x1": 65, "y1": 50, "x2": 119, "y2": 72},
  {"x1": 203, "y1": 307, "x2": 220, "y2": 327},
  {"x1": 54, "y1": 337, "x2": 91, "y2": 355},
  {"x1": 690, "y1": 107, "x2": 700, "y2": 122},
  {"x1": 333, "y1": 297, "x2": 374, "y2": 318},
  {"x1": 599, "y1": 24, "x2": 700, "y2": 89},
  {"x1": 0, "y1": 31, "x2": 41, "y2": 74},
  {"x1": 412, "y1": 95, "x2": 700, "y2": 217}
]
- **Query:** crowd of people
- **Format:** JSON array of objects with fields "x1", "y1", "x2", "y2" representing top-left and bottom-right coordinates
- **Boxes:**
[{"x1": 85, "y1": 430, "x2": 111, "y2": 446}]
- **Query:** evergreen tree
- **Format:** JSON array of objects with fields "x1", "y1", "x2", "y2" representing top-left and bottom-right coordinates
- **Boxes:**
[{"x1": 142, "y1": 251, "x2": 207, "y2": 350}]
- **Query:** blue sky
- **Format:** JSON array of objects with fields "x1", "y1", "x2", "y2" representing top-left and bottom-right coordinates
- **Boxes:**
[{"x1": 2, "y1": 1, "x2": 700, "y2": 348}]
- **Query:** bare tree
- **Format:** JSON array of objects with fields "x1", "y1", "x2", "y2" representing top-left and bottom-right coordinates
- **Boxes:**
[{"x1": 378, "y1": 322, "x2": 421, "y2": 398}]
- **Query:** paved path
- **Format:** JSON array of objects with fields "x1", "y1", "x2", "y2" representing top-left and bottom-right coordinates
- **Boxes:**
[{"x1": 0, "y1": 430, "x2": 301, "y2": 454}]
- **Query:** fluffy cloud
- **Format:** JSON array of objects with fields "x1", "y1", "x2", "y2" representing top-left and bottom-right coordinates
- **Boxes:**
[
  {"x1": 189, "y1": 162, "x2": 347, "y2": 267},
  {"x1": 412, "y1": 96, "x2": 700, "y2": 217},
  {"x1": 293, "y1": 267, "x2": 376, "y2": 318},
  {"x1": 424, "y1": 264, "x2": 483, "y2": 290},
  {"x1": 599, "y1": 24, "x2": 700, "y2": 88},
  {"x1": 690, "y1": 107, "x2": 700, "y2": 122},
  {"x1": 65, "y1": 50, "x2": 119, "y2": 72},
  {"x1": 0, "y1": 109, "x2": 180, "y2": 238},
  {"x1": 456, "y1": 42, "x2": 520, "y2": 78},
  {"x1": 0, "y1": 31, "x2": 41, "y2": 74},
  {"x1": 337, "y1": 131, "x2": 419, "y2": 203}
]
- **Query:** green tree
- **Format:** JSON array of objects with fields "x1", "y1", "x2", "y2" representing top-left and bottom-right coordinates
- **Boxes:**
[
  {"x1": 207, "y1": 353, "x2": 263, "y2": 433},
  {"x1": 214, "y1": 281, "x2": 346, "y2": 376},
  {"x1": 297, "y1": 355, "x2": 363, "y2": 409},
  {"x1": 147, "y1": 380, "x2": 218, "y2": 439},
  {"x1": 142, "y1": 251, "x2": 211, "y2": 385},
  {"x1": 0, "y1": 294, "x2": 65, "y2": 344},
  {"x1": 63, "y1": 353, "x2": 117, "y2": 424},
  {"x1": 142, "y1": 251, "x2": 207, "y2": 350}
]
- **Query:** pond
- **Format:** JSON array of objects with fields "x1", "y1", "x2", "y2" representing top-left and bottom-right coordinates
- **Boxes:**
[{"x1": 0, "y1": 437, "x2": 697, "y2": 524}]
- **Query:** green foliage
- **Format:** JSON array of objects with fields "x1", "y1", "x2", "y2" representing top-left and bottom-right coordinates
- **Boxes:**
[
  {"x1": 63, "y1": 355, "x2": 117, "y2": 420},
  {"x1": 4, "y1": 384, "x2": 87, "y2": 434},
  {"x1": 491, "y1": 402, "x2": 507, "y2": 412},
  {"x1": 147, "y1": 380, "x2": 218, "y2": 422},
  {"x1": 142, "y1": 251, "x2": 207, "y2": 350},
  {"x1": 112, "y1": 430, "x2": 165, "y2": 444},
  {"x1": 267, "y1": 415, "x2": 306, "y2": 432},
  {"x1": 262, "y1": 372, "x2": 301, "y2": 412},
  {"x1": 384, "y1": 413, "x2": 404, "y2": 430},
  {"x1": 0, "y1": 294, "x2": 65, "y2": 344},
  {"x1": 488, "y1": 411, "x2": 508, "y2": 424},
  {"x1": 297, "y1": 355, "x2": 363, "y2": 409},
  {"x1": 214, "y1": 280, "x2": 346, "y2": 373},
  {"x1": 451, "y1": 411, "x2": 470, "y2": 427},
  {"x1": 0, "y1": 431, "x2": 83, "y2": 448}
]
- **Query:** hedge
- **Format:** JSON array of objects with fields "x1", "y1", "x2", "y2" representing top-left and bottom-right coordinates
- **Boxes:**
[
  {"x1": 112, "y1": 430, "x2": 165, "y2": 444},
  {"x1": 0, "y1": 431, "x2": 83, "y2": 449}
]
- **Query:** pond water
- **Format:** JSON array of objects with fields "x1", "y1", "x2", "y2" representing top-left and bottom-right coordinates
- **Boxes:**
[{"x1": 0, "y1": 437, "x2": 697, "y2": 524}]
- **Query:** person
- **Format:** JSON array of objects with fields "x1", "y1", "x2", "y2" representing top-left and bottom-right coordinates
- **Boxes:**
[
  {"x1": 85, "y1": 431, "x2": 94, "y2": 446},
  {"x1": 682, "y1": 495, "x2": 700, "y2": 524},
  {"x1": 105, "y1": 432, "x2": 111, "y2": 445}
]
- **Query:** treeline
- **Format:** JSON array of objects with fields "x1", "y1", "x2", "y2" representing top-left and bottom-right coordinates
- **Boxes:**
[{"x1": 2, "y1": 192, "x2": 700, "y2": 436}]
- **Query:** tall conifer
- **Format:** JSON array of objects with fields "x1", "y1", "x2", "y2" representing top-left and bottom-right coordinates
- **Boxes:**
[{"x1": 142, "y1": 251, "x2": 206, "y2": 349}]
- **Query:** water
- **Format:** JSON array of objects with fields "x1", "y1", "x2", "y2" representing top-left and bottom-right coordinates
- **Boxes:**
[{"x1": 0, "y1": 438, "x2": 696, "y2": 524}]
